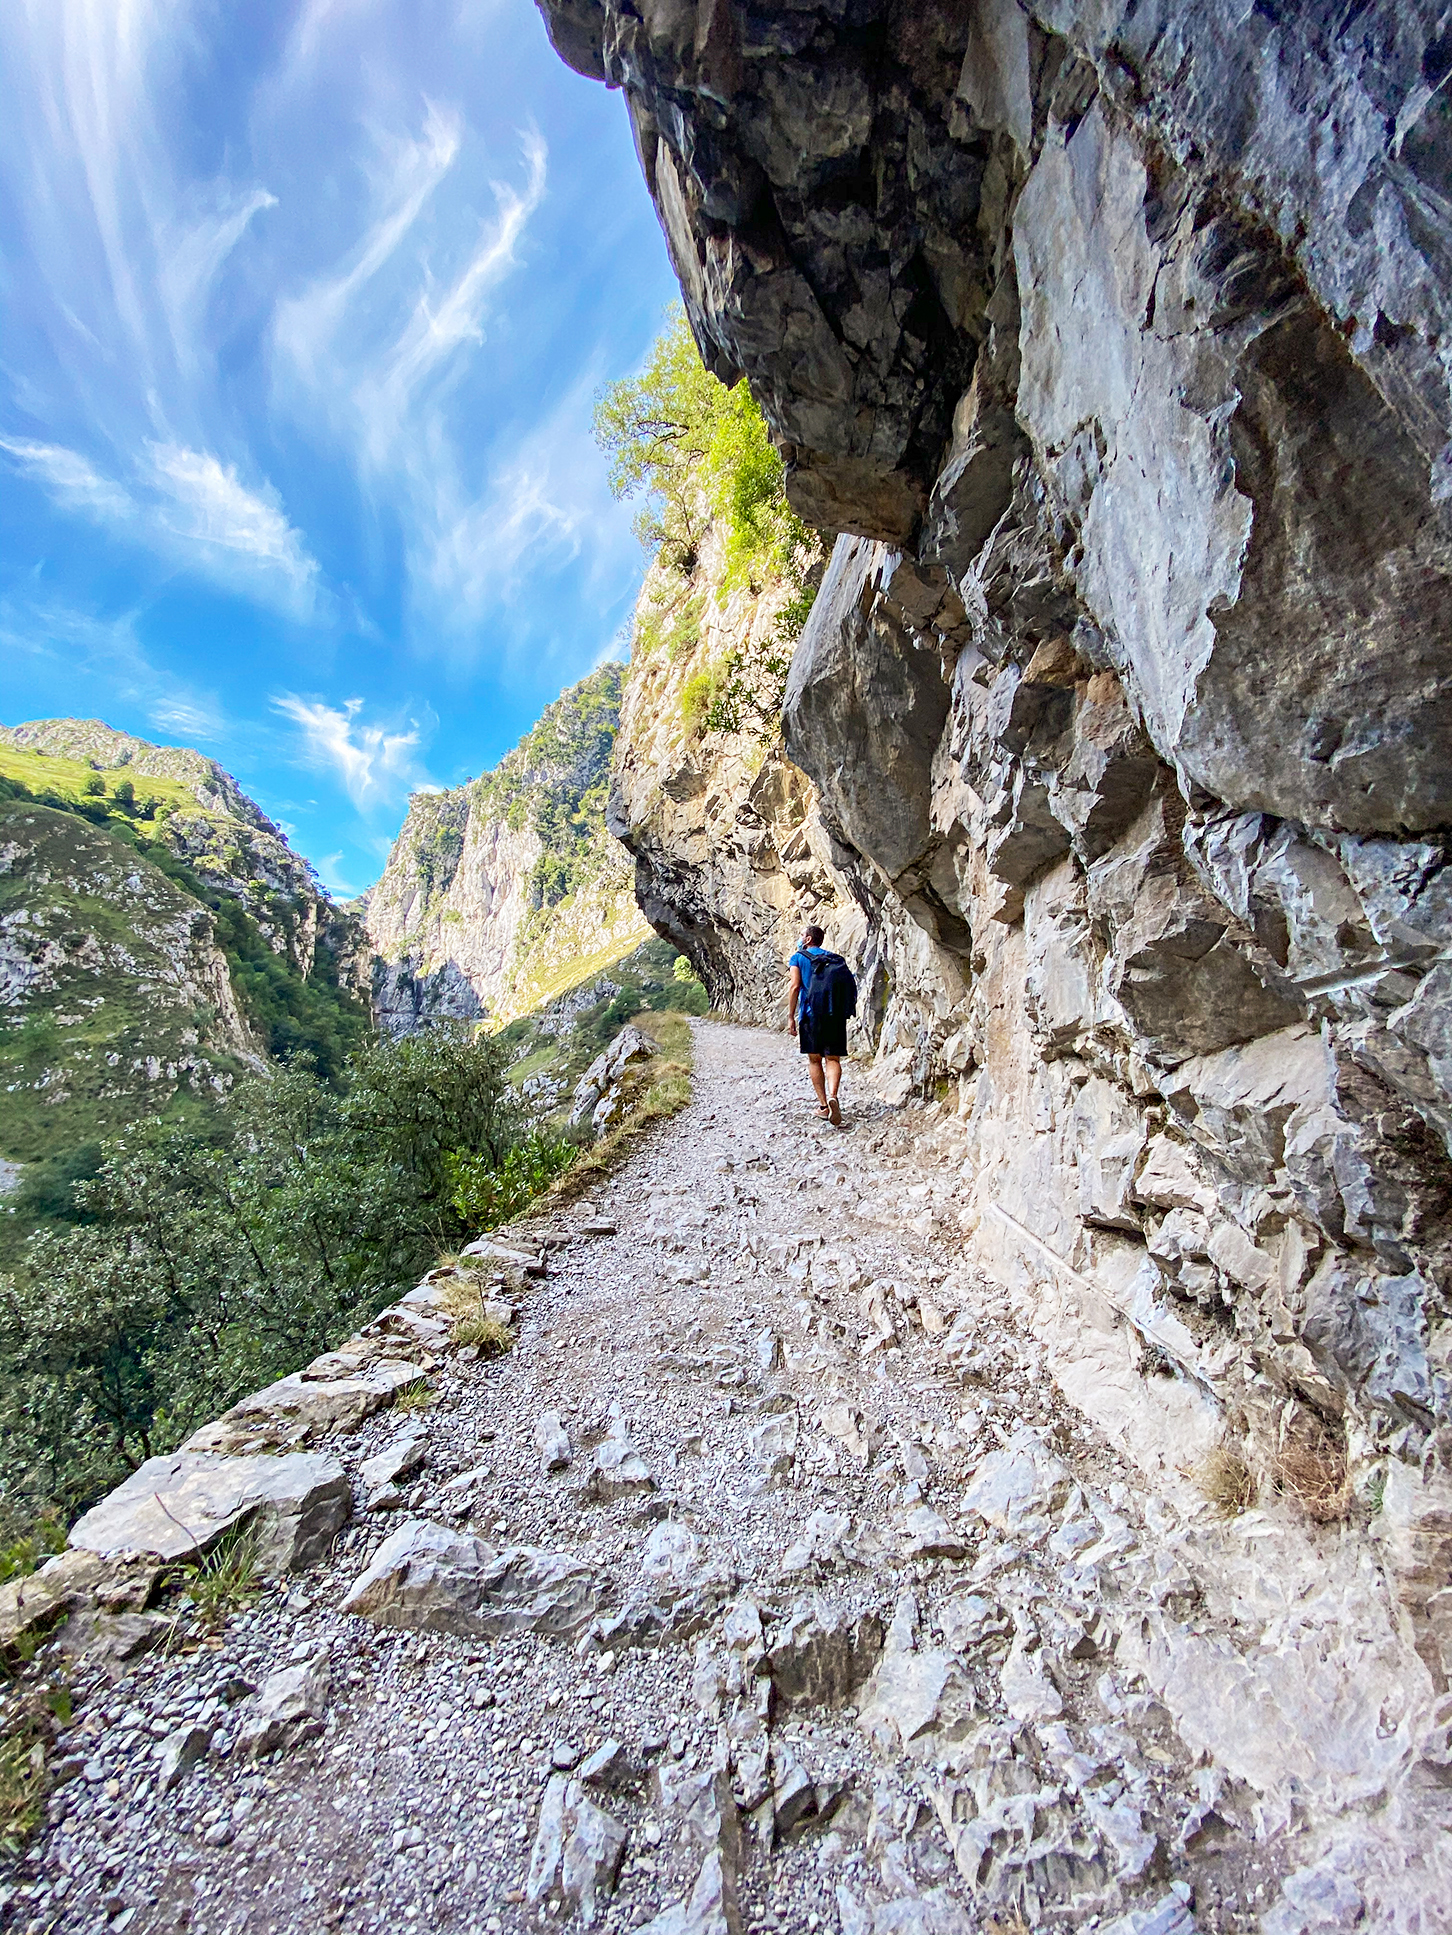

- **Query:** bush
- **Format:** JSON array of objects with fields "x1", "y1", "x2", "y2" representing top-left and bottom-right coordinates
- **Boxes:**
[{"x1": 447, "y1": 1130, "x2": 576, "y2": 1231}]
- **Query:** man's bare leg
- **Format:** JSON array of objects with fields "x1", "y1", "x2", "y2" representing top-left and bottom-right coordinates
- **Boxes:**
[
  {"x1": 807, "y1": 1054, "x2": 829, "y2": 1111},
  {"x1": 823, "y1": 1055, "x2": 842, "y2": 1124}
]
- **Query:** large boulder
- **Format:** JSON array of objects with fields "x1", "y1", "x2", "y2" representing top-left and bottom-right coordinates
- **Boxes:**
[
  {"x1": 68, "y1": 1450, "x2": 350, "y2": 1574},
  {"x1": 340, "y1": 1519, "x2": 602, "y2": 1638}
]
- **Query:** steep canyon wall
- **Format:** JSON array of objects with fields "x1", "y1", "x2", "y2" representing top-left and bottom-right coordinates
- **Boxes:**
[
  {"x1": 365, "y1": 665, "x2": 649, "y2": 1033},
  {"x1": 541, "y1": 0, "x2": 1452, "y2": 1831}
]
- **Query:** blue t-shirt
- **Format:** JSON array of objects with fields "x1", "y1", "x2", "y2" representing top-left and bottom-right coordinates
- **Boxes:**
[{"x1": 790, "y1": 947, "x2": 826, "y2": 1021}]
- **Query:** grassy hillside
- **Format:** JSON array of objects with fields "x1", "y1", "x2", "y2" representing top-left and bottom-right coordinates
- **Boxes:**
[
  {"x1": 0, "y1": 743, "x2": 209, "y2": 823},
  {"x1": 0, "y1": 741, "x2": 371, "y2": 1258},
  {"x1": 495, "y1": 935, "x2": 706, "y2": 1118}
]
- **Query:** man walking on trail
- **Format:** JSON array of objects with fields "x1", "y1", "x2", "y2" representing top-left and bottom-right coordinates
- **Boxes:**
[{"x1": 788, "y1": 923, "x2": 848, "y2": 1126}]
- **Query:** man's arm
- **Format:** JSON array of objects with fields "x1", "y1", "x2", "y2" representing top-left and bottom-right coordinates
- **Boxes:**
[{"x1": 787, "y1": 964, "x2": 802, "y2": 1035}]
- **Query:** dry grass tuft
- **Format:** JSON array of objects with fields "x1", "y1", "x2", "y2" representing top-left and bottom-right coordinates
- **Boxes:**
[
  {"x1": 1274, "y1": 1435, "x2": 1351, "y2": 1523},
  {"x1": 431, "y1": 1273, "x2": 497, "y2": 1320},
  {"x1": 449, "y1": 1316, "x2": 513, "y2": 1357},
  {"x1": 548, "y1": 1060, "x2": 694, "y2": 1201},
  {"x1": 1199, "y1": 1440, "x2": 1257, "y2": 1518}
]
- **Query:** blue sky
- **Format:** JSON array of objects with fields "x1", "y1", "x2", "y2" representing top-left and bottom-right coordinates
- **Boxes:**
[{"x1": 0, "y1": 0, "x2": 678, "y2": 895}]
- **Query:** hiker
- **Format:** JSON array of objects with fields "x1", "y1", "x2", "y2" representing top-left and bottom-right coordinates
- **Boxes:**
[{"x1": 788, "y1": 923, "x2": 857, "y2": 1127}]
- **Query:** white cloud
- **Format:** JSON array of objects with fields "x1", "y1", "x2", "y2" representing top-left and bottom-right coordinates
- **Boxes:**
[
  {"x1": 0, "y1": 591, "x2": 226, "y2": 744},
  {"x1": 273, "y1": 102, "x2": 463, "y2": 393},
  {"x1": 0, "y1": 0, "x2": 310, "y2": 614},
  {"x1": 148, "y1": 692, "x2": 226, "y2": 740},
  {"x1": 147, "y1": 443, "x2": 318, "y2": 596},
  {"x1": 273, "y1": 117, "x2": 557, "y2": 631},
  {"x1": 0, "y1": 436, "x2": 134, "y2": 520},
  {"x1": 272, "y1": 693, "x2": 427, "y2": 808},
  {"x1": 0, "y1": 433, "x2": 319, "y2": 612},
  {"x1": 370, "y1": 127, "x2": 547, "y2": 424}
]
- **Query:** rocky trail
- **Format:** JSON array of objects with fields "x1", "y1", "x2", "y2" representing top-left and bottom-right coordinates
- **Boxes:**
[{"x1": 12, "y1": 1023, "x2": 1449, "y2": 1935}]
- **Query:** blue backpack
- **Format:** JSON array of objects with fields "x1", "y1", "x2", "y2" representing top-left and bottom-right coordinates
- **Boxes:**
[{"x1": 803, "y1": 950, "x2": 858, "y2": 1028}]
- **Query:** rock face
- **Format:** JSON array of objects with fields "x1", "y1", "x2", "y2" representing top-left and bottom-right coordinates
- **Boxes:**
[
  {"x1": 539, "y1": 0, "x2": 1452, "y2": 1689},
  {"x1": 364, "y1": 664, "x2": 649, "y2": 1034},
  {"x1": 610, "y1": 521, "x2": 958, "y2": 1042},
  {"x1": 570, "y1": 1025, "x2": 660, "y2": 1137}
]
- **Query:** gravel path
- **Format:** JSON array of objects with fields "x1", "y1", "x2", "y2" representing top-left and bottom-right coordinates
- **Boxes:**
[{"x1": 19, "y1": 1023, "x2": 1306, "y2": 1935}]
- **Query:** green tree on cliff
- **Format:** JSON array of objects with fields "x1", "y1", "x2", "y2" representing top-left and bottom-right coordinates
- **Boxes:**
[
  {"x1": 594, "y1": 308, "x2": 822, "y2": 735},
  {"x1": 593, "y1": 306, "x2": 813, "y2": 593}
]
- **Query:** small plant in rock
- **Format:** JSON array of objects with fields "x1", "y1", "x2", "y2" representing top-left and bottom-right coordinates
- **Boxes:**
[
  {"x1": 1199, "y1": 1440, "x2": 1257, "y2": 1518},
  {"x1": 0, "y1": 1722, "x2": 44, "y2": 1855},
  {"x1": 182, "y1": 1528, "x2": 260, "y2": 1628},
  {"x1": 392, "y1": 1378, "x2": 435, "y2": 1414},
  {"x1": 449, "y1": 1316, "x2": 513, "y2": 1357}
]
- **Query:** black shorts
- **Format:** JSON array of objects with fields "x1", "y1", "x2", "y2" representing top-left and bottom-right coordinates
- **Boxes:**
[{"x1": 800, "y1": 1014, "x2": 847, "y2": 1057}]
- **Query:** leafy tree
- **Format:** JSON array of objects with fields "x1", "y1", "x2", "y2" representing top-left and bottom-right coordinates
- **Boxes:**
[
  {"x1": 594, "y1": 306, "x2": 816, "y2": 593},
  {"x1": 0, "y1": 1027, "x2": 559, "y2": 1528},
  {"x1": 594, "y1": 307, "x2": 823, "y2": 733}
]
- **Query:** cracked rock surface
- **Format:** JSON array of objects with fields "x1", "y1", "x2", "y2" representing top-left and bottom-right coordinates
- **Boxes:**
[{"x1": 11, "y1": 1024, "x2": 1450, "y2": 1935}]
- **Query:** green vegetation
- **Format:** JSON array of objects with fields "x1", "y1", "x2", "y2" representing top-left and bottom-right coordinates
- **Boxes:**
[
  {"x1": 0, "y1": 743, "x2": 198, "y2": 824},
  {"x1": 593, "y1": 305, "x2": 822, "y2": 734},
  {"x1": 473, "y1": 663, "x2": 624, "y2": 917},
  {"x1": 390, "y1": 1378, "x2": 434, "y2": 1415},
  {"x1": 0, "y1": 1510, "x2": 66, "y2": 1586},
  {"x1": 181, "y1": 1527, "x2": 260, "y2": 1628},
  {"x1": 446, "y1": 1314, "x2": 513, "y2": 1357},
  {"x1": 0, "y1": 775, "x2": 369, "y2": 1261},
  {"x1": 0, "y1": 1026, "x2": 554, "y2": 1530},
  {"x1": 447, "y1": 1128, "x2": 578, "y2": 1230},
  {"x1": 400, "y1": 791, "x2": 470, "y2": 917},
  {"x1": 0, "y1": 1723, "x2": 43, "y2": 1854}
]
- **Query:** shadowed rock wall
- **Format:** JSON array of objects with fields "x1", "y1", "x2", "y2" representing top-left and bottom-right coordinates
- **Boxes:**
[{"x1": 540, "y1": 0, "x2": 1452, "y2": 1738}]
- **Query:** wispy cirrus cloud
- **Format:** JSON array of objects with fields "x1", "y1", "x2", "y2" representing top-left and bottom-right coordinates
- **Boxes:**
[
  {"x1": 272, "y1": 115, "x2": 557, "y2": 637},
  {"x1": 272, "y1": 693, "x2": 431, "y2": 809},
  {"x1": 147, "y1": 443, "x2": 317, "y2": 596},
  {"x1": 0, "y1": 437, "x2": 135, "y2": 522},
  {"x1": 0, "y1": 434, "x2": 319, "y2": 611},
  {"x1": 0, "y1": 591, "x2": 227, "y2": 744},
  {"x1": 0, "y1": 0, "x2": 313, "y2": 611},
  {"x1": 1, "y1": 0, "x2": 678, "y2": 891}
]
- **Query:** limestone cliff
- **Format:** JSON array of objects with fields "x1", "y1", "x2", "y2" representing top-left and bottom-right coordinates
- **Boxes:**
[
  {"x1": 612, "y1": 518, "x2": 961, "y2": 1043},
  {"x1": 364, "y1": 665, "x2": 649, "y2": 1034},
  {"x1": 545, "y1": 0, "x2": 1452, "y2": 1887}
]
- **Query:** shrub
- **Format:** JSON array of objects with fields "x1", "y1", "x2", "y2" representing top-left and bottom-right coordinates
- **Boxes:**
[
  {"x1": 447, "y1": 1130, "x2": 576, "y2": 1231},
  {"x1": 680, "y1": 669, "x2": 714, "y2": 736},
  {"x1": 0, "y1": 1027, "x2": 573, "y2": 1533}
]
